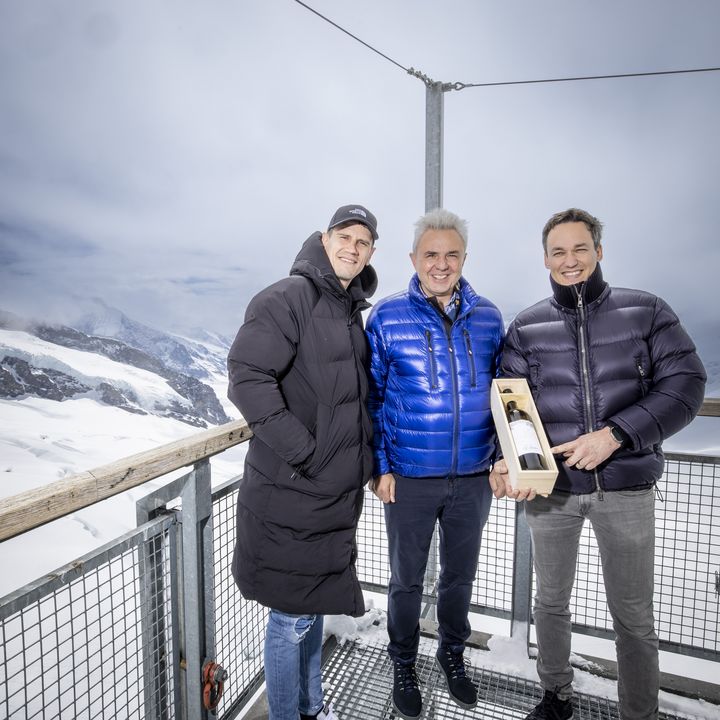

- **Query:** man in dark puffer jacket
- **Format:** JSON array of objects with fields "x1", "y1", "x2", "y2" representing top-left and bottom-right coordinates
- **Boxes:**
[
  {"x1": 491, "y1": 208, "x2": 706, "y2": 720},
  {"x1": 227, "y1": 204, "x2": 378, "y2": 720}
]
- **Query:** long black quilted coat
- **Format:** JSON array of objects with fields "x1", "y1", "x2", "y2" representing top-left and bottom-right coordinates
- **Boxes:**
[
  {"x1": 227, "y1": 232, "x2": 377, "y2": 616},
  {"x1": 501, "y1": 265, "x2": 706, "y2": 494}
]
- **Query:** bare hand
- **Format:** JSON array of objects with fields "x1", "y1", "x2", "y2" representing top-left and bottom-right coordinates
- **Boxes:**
[
  {"x1": 489, "y1": 459, "x2": 509, "y2": 498},
  {"x1": 490, "y1": 459, "x2": 538, "y2": 502},
  {"x1": 552, "y1": 427, "x2": 620, "y2": 471},
  {"x1": 371, "y1": 473, "x2": 396, "y2": 503}
]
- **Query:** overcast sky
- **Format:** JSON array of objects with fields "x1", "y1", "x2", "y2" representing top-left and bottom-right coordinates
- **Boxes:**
[{"x1": 1, "y1": 1, "x2": 718, "y2": 352}]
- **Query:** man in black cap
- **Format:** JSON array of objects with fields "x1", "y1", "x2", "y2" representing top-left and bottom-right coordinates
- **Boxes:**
[{"x1": 227, "y1": 204, "x2": 378, "y2": 720}]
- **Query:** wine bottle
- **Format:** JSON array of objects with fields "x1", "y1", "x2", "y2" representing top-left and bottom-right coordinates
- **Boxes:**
[{"x1": 505, "y1": 400, "x2": 546, "y2": 471}]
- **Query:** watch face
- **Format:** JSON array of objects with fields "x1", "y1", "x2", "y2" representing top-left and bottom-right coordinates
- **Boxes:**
[{"x1": 610, "y1": 427, "x2": 624, "y2": 444}]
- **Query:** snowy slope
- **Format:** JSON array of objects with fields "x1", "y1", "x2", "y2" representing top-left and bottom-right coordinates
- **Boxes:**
[
  {"x1": 0, "y1": 316, "x2": 245, "y2": 597},
  {"x1": 0, "y1": 392, "x2": 247, "y2": 597},
  {"x1": 1, "y1": 328, "x2": 195, "y2": 414}
]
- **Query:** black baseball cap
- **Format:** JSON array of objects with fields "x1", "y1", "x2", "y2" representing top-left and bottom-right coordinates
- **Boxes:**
[{"x1": 327, "y1": 204, "x2": 378, "y2": 240}]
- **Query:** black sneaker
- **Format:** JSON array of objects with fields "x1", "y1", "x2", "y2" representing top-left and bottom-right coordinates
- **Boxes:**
[
  {"x1": 392, "y1": 660, "x2": 422, "y2": 720},
  {"x1": 435, "y1": 648, "x2": 477, "y2": 709},
  {"x1": 525, "y1": 690, "x2": 573, "y2": 720}
]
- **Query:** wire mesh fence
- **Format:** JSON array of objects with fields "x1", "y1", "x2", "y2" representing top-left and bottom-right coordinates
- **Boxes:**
[
  {"x1": 568, "y1": 454, "x2": 720, "y2": 657},
  {"x1": 0, "y1": 518, "x2": 178, "y2": 720},
  {"x1": 358, "y1": 454, "x2": 720, "y2": 660},
  {"x1": 212, "y1": 483, "x2": 267, "y2": 719},
  {"x1": 1, "y1": 451, "x2": 717, "y2": 720}
]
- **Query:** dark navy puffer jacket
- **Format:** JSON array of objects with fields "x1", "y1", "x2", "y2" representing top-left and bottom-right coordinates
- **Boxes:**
[
  {"x1": 501, "y1": 265, "x2": 706, "y2": 494},
  {"x1": 227, "y1": 232, "x2": 376, "y2": 617},
  {"x1": 366, "y1": 275, "x2": 504, "y2": 478}
]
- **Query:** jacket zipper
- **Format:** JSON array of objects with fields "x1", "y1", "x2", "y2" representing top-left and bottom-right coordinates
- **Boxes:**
[
  {"x1": 636, "y1": 360, "x2": 647, "y2": 397},
  {"x1": 348, "y1": 304, "x2": 370, "y2": 460},
  {"x1": 445, "y1": 323, "x2": 460, "y2": 477},
  {"x1": 576, "y1": 291, "x2": 603, "y2": 499},
  {"x1": 463, "y1": 329, "x2": 477, "y2": 387}
]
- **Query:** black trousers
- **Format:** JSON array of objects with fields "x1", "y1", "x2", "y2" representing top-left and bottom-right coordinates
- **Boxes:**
[{"x1": 384, "y1": 472, "x2": 492, "y2": 663}]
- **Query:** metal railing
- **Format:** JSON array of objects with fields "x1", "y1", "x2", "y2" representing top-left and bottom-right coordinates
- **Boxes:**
[{"x1": 1, "y1": 405, "x2": 719, "y2": 719}]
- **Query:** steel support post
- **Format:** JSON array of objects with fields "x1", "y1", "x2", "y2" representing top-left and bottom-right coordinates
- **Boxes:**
[
  {"x1": 179, "y1": 459, "x2": 216, "y2": 720},
  {"x1": 137, "y1": 507, "x2": 177, "y2": 720},
  {"x1": 510, "y1": 503, "x2": 534, "y2": 649},
  {"x1": 420, "y1": 81, "x2": 446, "y2": 623},
  {"x1": 425, "y1": 81, "x2": 444, "y2": 212}
]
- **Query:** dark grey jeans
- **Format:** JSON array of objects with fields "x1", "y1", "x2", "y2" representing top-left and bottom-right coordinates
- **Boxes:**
[{"x1": 524, "y1": 487, "x2": 659, "y2": 720}]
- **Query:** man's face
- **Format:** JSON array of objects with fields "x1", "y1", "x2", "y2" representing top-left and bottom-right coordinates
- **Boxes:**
[
  {"x1": 411, "y1": 228, "x2": 466, "y2": 306},
  {"x1": 544, "y1": 221, "x2": 603, "y2": 286},
  {"x1": 321, "y1": 224, "x2": 375, "y2": 288}
]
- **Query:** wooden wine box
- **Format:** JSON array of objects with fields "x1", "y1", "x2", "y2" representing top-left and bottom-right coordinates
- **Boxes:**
[{"x1": 490, "y1": 378, "x2": 558, "y2": 496}]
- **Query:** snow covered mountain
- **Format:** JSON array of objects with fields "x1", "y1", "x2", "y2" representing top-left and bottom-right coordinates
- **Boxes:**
[
  {"x1": 71, "y1": 298, "x2": 231, "y2": 381},
  {"x1": 0, "y1": 306, "x2": 245, "y2": 596},
  {"x1": 0, "y1": 309, "x2": 230, "y2": 428}
]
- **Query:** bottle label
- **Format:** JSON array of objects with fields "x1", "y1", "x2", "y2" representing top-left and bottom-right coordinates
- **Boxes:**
[{"x1": 509, "y1": 419, "x2": 543, "y2": 456}]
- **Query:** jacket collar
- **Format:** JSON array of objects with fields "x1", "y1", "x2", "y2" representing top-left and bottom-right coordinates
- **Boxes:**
[
  {"x1": 551, "y1": 263, "x2": 607, "y2": 309},
  {"x1": 408, "y1": 274, "x2": 480, "y2": 318}
]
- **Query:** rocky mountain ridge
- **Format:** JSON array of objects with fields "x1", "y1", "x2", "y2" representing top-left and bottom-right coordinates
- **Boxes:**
[{"x1": 0, "y1": 309, "x2": 230, "y2": 428}]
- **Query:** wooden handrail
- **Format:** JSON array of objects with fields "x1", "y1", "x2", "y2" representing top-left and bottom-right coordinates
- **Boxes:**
[
  {"x1": 0, "y1": 419, "x2": 252, "y2": 543},
  {"x1": 0, "y1": 397, "x2": 718, "y2": 543}
]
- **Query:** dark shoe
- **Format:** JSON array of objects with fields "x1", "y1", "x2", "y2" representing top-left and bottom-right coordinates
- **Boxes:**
[
  {"x1": 525, "y1": 690, "x2": 573, "y2": 720},
  {"x1": 435, "y1": 648, "x2": 477, "y2": 709},
  {"x1": 392, "y1": 661, "x2": 422, "y2": 720}
]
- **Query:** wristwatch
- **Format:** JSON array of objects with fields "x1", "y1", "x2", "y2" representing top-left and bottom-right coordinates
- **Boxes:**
[{"x1": 608, "y1": 424, "x2": 629, "y2": 448}]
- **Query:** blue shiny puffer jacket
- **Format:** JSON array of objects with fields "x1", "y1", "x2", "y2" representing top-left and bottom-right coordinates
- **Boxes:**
[{"x1": 366, "y1": 275, "x2": 504, "y2": 478}]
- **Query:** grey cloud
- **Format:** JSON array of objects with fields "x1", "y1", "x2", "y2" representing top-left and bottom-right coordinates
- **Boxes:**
[{"x1": 0, "y1": 1, "x2": 717, "y2": 340}]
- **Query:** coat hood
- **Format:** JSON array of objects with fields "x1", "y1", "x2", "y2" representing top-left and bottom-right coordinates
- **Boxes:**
[{"x1": 290, "y1": 231, "x2": 378, "y2": 303}]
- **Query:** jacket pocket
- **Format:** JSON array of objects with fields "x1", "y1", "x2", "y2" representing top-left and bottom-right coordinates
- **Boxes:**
[{"x1": 425, "y1": 330, "x2": 439, "y2": 389}]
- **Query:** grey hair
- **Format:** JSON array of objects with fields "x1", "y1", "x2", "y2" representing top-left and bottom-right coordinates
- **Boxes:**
[
  {"x1": 412, "y1": 208, "x2": 468, "y2": 253},
  {"x1": 542, "y1": 208, "x2": 603, "y2": 252}
]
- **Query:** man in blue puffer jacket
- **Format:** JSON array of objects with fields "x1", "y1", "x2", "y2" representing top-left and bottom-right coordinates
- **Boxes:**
[
  {"x1": 491, "y1": 208, "x2": 706, "y2": 720},
  {"x1": 366, "y1": 208, "x2": 504, "y2": 720}
]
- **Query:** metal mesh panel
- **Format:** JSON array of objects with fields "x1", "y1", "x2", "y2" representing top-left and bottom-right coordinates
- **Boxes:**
[
  {"x1": 655, "y1": 457, "x2": 719, "y2": 652},
  {"x1": 358, "y1": 487, "x2": 516, "y2": 616},
  {"x1": 567, "y1": 456, "x2": 720, "y2": 656},
  {"x1": 212, "y1": 484, "x2": 268, "y2": 719},
  {"x1": 355, "y1": 456, "x2": 719, "y2": 659},
  {"x1": 0, "y1": 521, "x2": 176, "y2": 720},
  {"x1": 473, "y1": 498, "x2": 516, "y2": 615},
  {"x1": 321, "y1": 638, "x2": 685, "y2": 720},
  {"x1": 357, "y1": 490, "x2": 391, "y2": 588}
]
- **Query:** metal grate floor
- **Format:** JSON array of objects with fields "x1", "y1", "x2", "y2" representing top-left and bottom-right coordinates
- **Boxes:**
[{"x1": 321, "y1": 639, "x2": 683, "y2": 720}]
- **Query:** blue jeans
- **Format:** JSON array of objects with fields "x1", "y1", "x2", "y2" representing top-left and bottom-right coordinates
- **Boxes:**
[
  {"x1": 384, "y1": 473, "x2": 492, "y2": 662},
  {"x1": 525, "y1": 487, "x2": 658, "y2": 720},
  {"x1": 264, "y1": 610, "x2": 324, "y2": 720}
]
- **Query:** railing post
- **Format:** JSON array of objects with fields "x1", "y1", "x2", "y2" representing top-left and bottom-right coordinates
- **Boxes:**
[
  {"x1": 179, "y1": 458, "x2": 216, "y2": 720},
  {"x1": 510, "y1": 504, "x2": 534, "y2": 649},
  {"x1": 137, "y1": 505, "x2": 179, "y2": 720}
]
